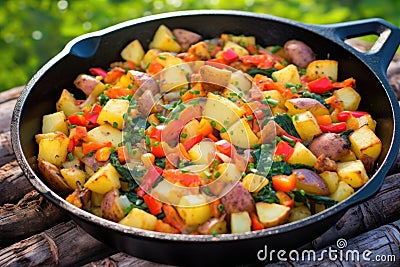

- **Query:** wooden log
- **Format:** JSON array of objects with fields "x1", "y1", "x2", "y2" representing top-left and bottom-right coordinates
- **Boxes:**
[
  {"x1": 0, "y1": 160, "x2": 33, "y2": 205},
  {"x1": 309, "y1": 173, "x2": 400, "y2": 250},
  {"x1": 0, "y1": 190, "x2": 67, "y2": 247},
  {"x1": 0, "y1": 86, "x2": 22, "y2": 134},
  {"x1": 84, "y1": 252, "x2": 174, "y2": 267},
  {"x1": 0, "y1": 221, "x2": 115, "y2": 267},
  {"x1": 263, "y1": 219, "x2": 400, "y2": 266},
  {"x1": 0, "y1": 132, "x2": 15, "y2": 166},
  {"x1": 0, "y1": 86, "x2": 23, "y2": 105}
]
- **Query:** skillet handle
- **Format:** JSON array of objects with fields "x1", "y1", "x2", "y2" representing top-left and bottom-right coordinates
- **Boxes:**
[{"x1": 311, "y1": 18, "x2": 400, "y2": 73}]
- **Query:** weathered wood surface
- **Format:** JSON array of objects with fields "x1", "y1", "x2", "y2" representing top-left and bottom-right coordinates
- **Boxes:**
[{"x1": 0, "y1": 40, "x2": 399, "y2": 266}]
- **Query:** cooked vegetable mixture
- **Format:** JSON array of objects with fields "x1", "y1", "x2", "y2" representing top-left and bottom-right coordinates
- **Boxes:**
[{"x1": 36, "y1": 24, "x2": 382, "y2": 235}]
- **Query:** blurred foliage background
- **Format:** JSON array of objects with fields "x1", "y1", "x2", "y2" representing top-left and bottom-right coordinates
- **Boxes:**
[{"x1": 1, "y1": 0, "x2": 399, "y2": 92}]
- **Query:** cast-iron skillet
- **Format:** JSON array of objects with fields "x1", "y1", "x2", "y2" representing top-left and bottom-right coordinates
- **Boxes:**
[{"x1": 11, "y1": 10, "x2": 400, "y2": 266}]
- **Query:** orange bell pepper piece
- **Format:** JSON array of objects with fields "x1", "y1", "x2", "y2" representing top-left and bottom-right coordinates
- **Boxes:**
[{"x1": 272, "y1": 173, "x2": 296, "y2": 192}]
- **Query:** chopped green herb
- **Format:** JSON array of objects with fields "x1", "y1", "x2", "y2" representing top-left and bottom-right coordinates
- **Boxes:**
[{"x1": 68, "y1": 152, "x2": 74, "y2": 161}]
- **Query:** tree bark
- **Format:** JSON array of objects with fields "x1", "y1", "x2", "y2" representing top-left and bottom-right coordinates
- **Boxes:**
[
  {"x1": 0, "y1": 190, "x2": 66, "y2": 247},
  {"x1": 0, "y1": 221, "x2": 115, "y2": 267},
  {"x1": 84, "y1": 252, "x2": 174, "y2": 267}
]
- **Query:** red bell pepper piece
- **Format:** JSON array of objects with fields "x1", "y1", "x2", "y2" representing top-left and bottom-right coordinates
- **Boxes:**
[
  {"x1": 337, "y1": 111, "x2": 369, "y2": 122},
  {"x1": 151, "y1": 141, "x2": 166, "y2": 157},
  {"x1": 250, "y1": 212, "x2": 264, "y2": 231},
  {"x1": 320, "y1": 122, "x2": 346, "y2": 133},
  {"x1": 143, "y1": 194, "x2": 163, "y2": 215},
  {"x1": 274, "y1": 141, "x2": 294, "y2": 162},
  {"x1": 140, "y1": 165, "x2": 163, "y2": 194},
  {"x1": 149, "y1": 125, "x2": 166, "y2": 141},
  {"x1": 281, "y1": 132, "x2": 302, "y2": 144},
  {"x1": 68, "y1": 112, "x2": 90, "y2": 127},
  {"x1": 308, "y1": 76, "x2": 333, "y2": 94},
  {"x1": 82, "y1": 141, "x2": 112, "y2": 155},
  {"x1": 215, "y1": 139, "x2": 234, "y2": 157},
  {"x1": 272, "y1": 174, "x2": 296, "y2": 192},
  {"x1": 162, "y1": 169, "x2": 201, "y2": 187},
  {"x1": 240, "y1": 54, "x2": 274, "y2": 69},
  {"x1": 89, "y1": 67, "x2": 107, "y2": 78},
  {"x1": 275, "y1": 191, "x2": 294, "y2": 207},
  {"x1": 84, "y1": 104, "x2": 102, "y2": 125},
  {"x1": 162, "y1": 204, "x2": 185, "y2": 232},
  {"x1": 221, "y1": 48, "x2": 239, "y2": 63},
  {"x1": 183, "y1": 134, "x2": 203, "y2": 151}
]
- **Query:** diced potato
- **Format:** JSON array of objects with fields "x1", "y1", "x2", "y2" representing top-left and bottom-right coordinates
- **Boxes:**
[
  {"x1": 202, "y1": 219, "x2": 228, "y2": 235},
  {"x1": 333, "y1": 87, "x2": 361, "y2": 111},
  {"x1": 349, "y1": 125, "x2": 382, "y2": 160},
  {"x1": 230, "y1": 211, "x2": 251, "y2": 233},
  {"x1": 230, "y1": 71, "x2": 252, "y2": 93},
  {"x1": 339, "y1": 150, "x2": 357, "y2": 162},
  {"x1": 119, "y1": 208, "x2": 157, "y2": 230},
  {"x1": 337, "y1": 160, "x2": 369, "y2": 188},
  {"x1": 152, "y1": 180, "x2": 186, "y2": 205},
  {"x1": 203, "y1": 92, "x2": 244, "y2": 130},
  {"x1": 96, "y1": 99, "x2": 129, "y2": 130},
  {"x1": 140, "y1": 48, "x2": 160, "y2": 70},
  {"x1": 220, "y1": 118, "x2": 258, "y2": 149},
  {"x1": 153, "y1": 52, "x2": 184, "y2": 68},
  {"x1": 176, "y1": 195, "x2": 211, "y2": 226},
  {"x1": 200, "y1": 65, "x2": 232, "y2": 92},
  {"x1": 287, "y1": 142, "x2": 317, "y2": 167},
  {"x1": 56, "y1": 89, "x2": 80, "y2": 117},
  {"x1": 209, "y1": 163, "x2": 242, "y2": 195},
  {"x1": 120, "y1": 39, "x2": 145, "y2": 66},
  {"x1": 159, "y1": 65, "x2": 189, "y2": 93},
  {"x1": 188, "y1": 41, "x2": 211, "y2": 60},
  {"x1": 149, "y1": 24, "x2": 181, "y2": 53},
  {"x1": 42, "y1": 111, "x2": 68, "y2": 135},
  {"x1": 319, "y1": 171, "x2": 339, "y2": 194},
  {"x1": 288, "y1": 205, "x2": 311, "y2": 222},
  {"x1": 188, "y1": 140, "x2": 216, "y2": 165},
  {"x1": 330, "y1": 181, "x2": 354, "y2": 202},
  {"x1": 180, "y1": 119, "x2": 200, "y2": 143},
  {"x1": 292, "y1": 111, "x2": 322, "y2": 141},
  {"x1": 86, "y1": 124, "x2": 122, "y2": 147},
  {"x1": 272, "y1": 64, "x2": 301, "y2": 84},
  {"x1": 35, "y1": 132, "x2": 58, "y2": 144},
  {"x1": 255, "y1": 202, "x2": 291, "y2": 228},
  {"x1": 60, "y1": 167, "x2": 86, "y2": 190},
  {"x1": 38, "y1": 132, "x2": 70, "y2": 167},
  {"x1": 306, "y1": 60, "x2": 338, "y2": 81},
  {"x1": 346, "y1": 114, "x2": 376, "y2": 132},
  {"x1": 221, "y1": 34, "x2": 256, "y2": 46},
  {"x1": 84, "y1": 163, "x2": 121, "y2": 194},
  {"x1": 262, "y1": 90, "x2": 285, "y2": 109},
  {"x1": 223, "y1": 41, "x2": 249, "y2": 56},
  {"x1": 285, "y1": 98, "x2": 329, "y2": 116},
  {"x1": 241, "y1": 173, "x2": 269, "y2": 193}
]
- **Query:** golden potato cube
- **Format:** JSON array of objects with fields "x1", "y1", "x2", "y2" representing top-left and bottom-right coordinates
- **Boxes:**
[
  {"x1": 306, "y1": 60, "x2": 338, "y2": 81},
  {"x1": 256, "y1": 202, "x2": 291, "y2": 228},
  {"x1": 60, "y1": 167, "x2": 86, "y2": 190},
  {"x1": 86, "y1": 124, "x2": 122, "y2": 148},
  {"x1": 330, "y1": 181, "x2": 354, "y2": 202},
  {"x1": 262, "y1": 90, "x2": 285, "y2": 109},
  {"x1": 337, "y1": 160, "x2": 369, "y2": 188},
  {"x1": 223, "y1": 41, "x2": 249, "y2": 56},
  {"x1": 188, "y1": 140, "x2": 216, "y2": 165},
  {"x1": 230, "y1": 211, "x2": 251, "y2": 233},
  {"x1": 292, "y1": 111, "x2": 322, "y2": 141},
  {"x1": 288, "y1": 205, "x2": 311, "y2": 222},
  {"x1": 140, "y1": 48, "x2": 160, "y2": 70},
  {"x1": 97, "y1": 99, "x2": 129, "y2": 130},
  {"x1": 242, "y1": 173, "x2": 269, "y2": 193},
  {"x1": 333, "y1": 87, "x2": 361, "y2": 111},
  {"x1": 159, "y1": 65, "x2": 189, "y2": 93},
  {"x1": 203, "y1": 92, "x2": 244, "y2": 130},
  {"x1": 319, "y1": 171, "x2": 339, "y2": 194},
  {"x1": 339, "y1": 150, "x2": 357, "y2": 162},
  {"x1": 120, "y1": 39, "x2": 145, "y2": 66},
  {"x1": 84, "y1": 163, "x2": 121, "y2": 194},
  {"x1": 287, "y1": 141, "x2": 317, "y2": 166},
  {"x1": 346, "y1": 114, "x2": 376, "y2": 132},
  {"x1": 149, "y1": 24, "x2": 181, "y2": 53},
  {"x1": 220, "y1": 118, "x2": 258, "y2": 149},
  {"x1": 180, "y1": 119, "x2": 200, "y2": 143},
  {"x1": 272, "y1": 64, "x2": 301, "y2": 84},
  {"x1": 349, "y1": 125, "x2": 382, "y2": 160},
  {"x1": 119, "y1": 208, "x2": 157, "y2": 230},
  {"x1": 38, "y1": 133, "x2": 70, "y2": 167},
  {"x1": 91, "y1": 191, "x2": 105, "y2": 207},
  {"x1": 230, "y1": 71, "x2": 252, "y2": 93},
  {"x1": 42, "y1": 111, "x2": 68, "y2": 135},
  {"x1": 56, "y1": 89, "x2": 80, "y2": 117},
  {"x1": 176, "y1": 195, "x2": 211, "y2": 226}
]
